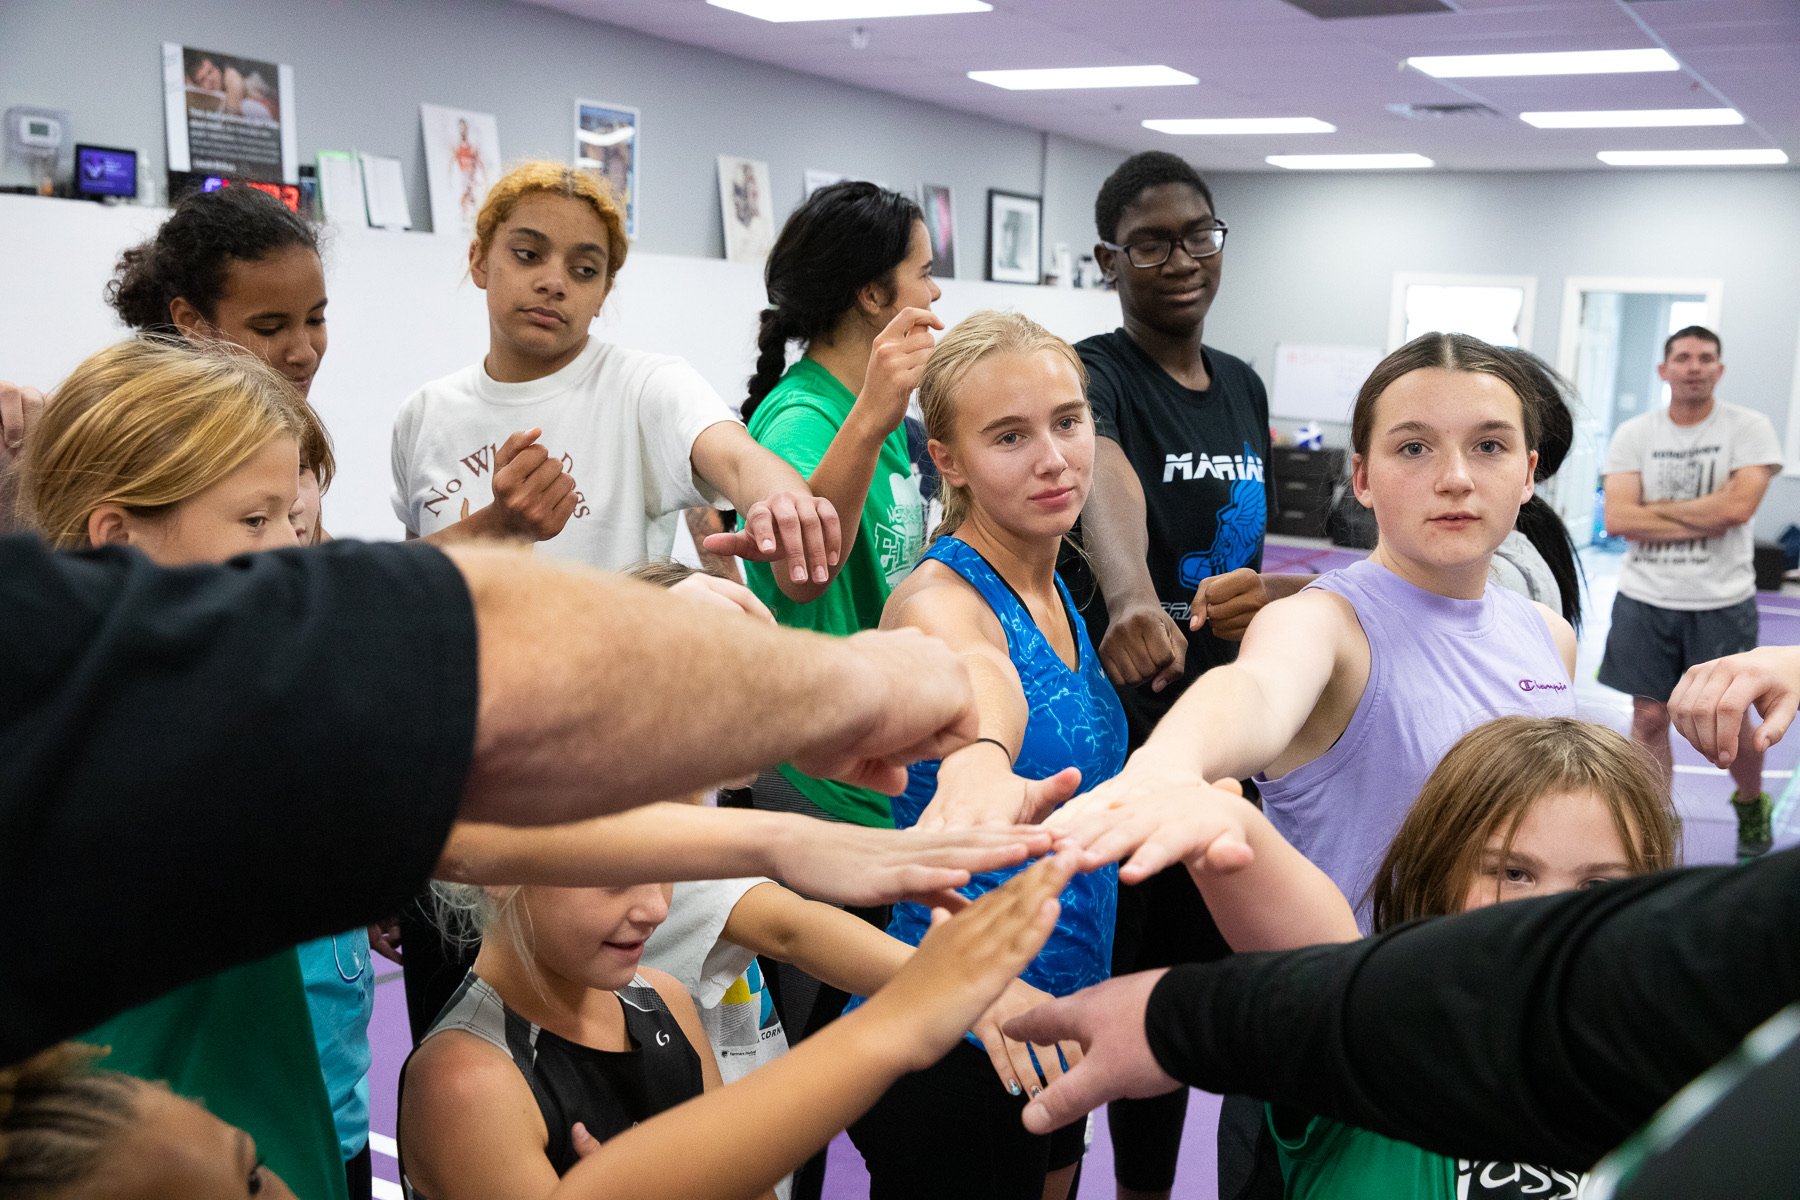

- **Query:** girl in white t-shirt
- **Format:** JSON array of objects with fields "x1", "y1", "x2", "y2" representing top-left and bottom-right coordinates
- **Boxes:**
[{"x1": 391, "y1": 161, "x2": 842, "y2": 592}]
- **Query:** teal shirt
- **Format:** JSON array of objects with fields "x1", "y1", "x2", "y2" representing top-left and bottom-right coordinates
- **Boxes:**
[{"x1": 744, "y1": 357, "x2": 926, "y2": 826}]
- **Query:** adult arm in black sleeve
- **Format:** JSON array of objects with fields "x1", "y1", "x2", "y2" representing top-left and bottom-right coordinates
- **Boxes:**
[
  {"x1": 1142, "y1": 848, "x2": 1800, "y2": 1171},
  {"x1": 0, "y1": 534, "x2": 987, "y2": 1062}
]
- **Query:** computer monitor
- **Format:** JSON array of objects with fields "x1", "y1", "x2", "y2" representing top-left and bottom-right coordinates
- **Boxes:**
[{"x1": 75, "y1": 144, "x2": 137, "y2": 199}]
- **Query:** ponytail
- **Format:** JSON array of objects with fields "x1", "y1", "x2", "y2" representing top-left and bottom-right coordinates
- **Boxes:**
[{"x1": 1514, "y1": 495, "x2": 1584, "y2": 631}]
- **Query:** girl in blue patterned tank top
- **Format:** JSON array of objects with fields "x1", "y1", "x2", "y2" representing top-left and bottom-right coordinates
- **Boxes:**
[{"x1": 845, "y1": 311, "x2": 1127, "y2": 1200}]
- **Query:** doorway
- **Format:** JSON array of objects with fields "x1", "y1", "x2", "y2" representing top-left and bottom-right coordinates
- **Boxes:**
[{"x1": 1550, "y1": 276, "x2": 1724, "y2": 545}]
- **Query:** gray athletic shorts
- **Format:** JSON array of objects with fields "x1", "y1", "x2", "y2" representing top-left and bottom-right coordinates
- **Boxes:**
[{"x1": 1598, "y1": 593, "x2": 1760, "y2": 704}]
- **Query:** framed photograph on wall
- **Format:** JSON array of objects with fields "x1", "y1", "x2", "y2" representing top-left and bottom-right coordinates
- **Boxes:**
[
  {"x1": 920, "y1": 183, "x2": 955, "y2": 279},
  {"x1": 719, "y1": 155, "x2": 774, "y2": 264},
  {"x1": 161, "y1": 42, "x2": 297, "y2": 183},
  {"x1": 574, "y1": 99, "x2": 639, "y2": 237},
  {"x1": 986, "y1": 189, "x2": 1040, "y2": 285}
]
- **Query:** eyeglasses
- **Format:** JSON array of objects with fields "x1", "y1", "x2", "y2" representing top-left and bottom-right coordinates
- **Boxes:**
[{"x1": 1101, "y1": 222, "x2": 1229, "y2": 269}]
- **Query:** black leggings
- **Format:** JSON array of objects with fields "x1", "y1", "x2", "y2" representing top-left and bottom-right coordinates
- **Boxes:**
[
  {"x1": 850, "y1": 1039, "x2": 1086, "y2": 1199},
  {"x1": 1107, "y1": 858, "x2": 1232, "y2": 1193}
]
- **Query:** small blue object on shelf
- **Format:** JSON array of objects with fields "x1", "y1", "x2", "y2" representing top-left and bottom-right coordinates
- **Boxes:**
[{"x1": 1294, "y1": 422, "x2": 1324, "y2": 450}]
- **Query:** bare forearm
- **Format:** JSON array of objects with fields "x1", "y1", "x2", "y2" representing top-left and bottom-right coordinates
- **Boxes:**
[
  {"x1": 434, "y1": 804, "x2": 792, "y2": 885},
  {"x1": 1191, "y1": 797, "x2": 1359, "y2": 952},
  {"x1": 418, "y1": 505, "x2": 521, "y2": 547},
  {"x1": 1607, "y1": 503, "x2": 1705, "y2": 542},
  {"x1": 552, "y1": 1002, "x2": 912, "y2": 1200},
  {"x1": 731, "y1": 886, "x2": 914, "y2": 998},
  {"x1": 800, "y1": 407, "x2": 890, "y2": 557},
  {"x1": 450, "y1": 547, "x2": 871, "y2": 824},
  {"x1": 1135, "y1": 664, "x2": 1298, "y2": 782},
  {"x1": 1085, "y1": 442, "x2": 1159, "y2": 608},
  {"x1": 1650, "y1": 494, "x2": 1749, "y2": 535}
]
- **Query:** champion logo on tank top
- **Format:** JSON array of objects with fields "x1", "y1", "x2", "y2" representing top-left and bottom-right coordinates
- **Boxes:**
[{"x1": 1518, "y1": 678, "x2": 1569, "y2": 693}]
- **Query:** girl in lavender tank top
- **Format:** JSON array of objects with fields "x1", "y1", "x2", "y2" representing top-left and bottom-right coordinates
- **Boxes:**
[{"x1": 1052, "y1": 333, "x2": 1578, "y2": 924}]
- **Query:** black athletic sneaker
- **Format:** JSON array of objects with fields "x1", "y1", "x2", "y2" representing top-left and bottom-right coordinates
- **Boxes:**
[{"x1": 1731, "y1": 791, "x2": 1774, "y2": 859}]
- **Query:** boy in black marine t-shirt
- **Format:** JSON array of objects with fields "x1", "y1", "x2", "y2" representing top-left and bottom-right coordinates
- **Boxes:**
[{"x1": 1060, "y1": 150, "x2": 1302, "y2": 1200}]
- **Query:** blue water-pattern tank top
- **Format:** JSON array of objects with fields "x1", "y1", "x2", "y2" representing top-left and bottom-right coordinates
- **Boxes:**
[{"x1": 850, "y1": 537, "x2": 1128, "y2": 1024}]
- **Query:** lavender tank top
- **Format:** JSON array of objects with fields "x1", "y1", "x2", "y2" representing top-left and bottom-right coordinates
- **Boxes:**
[{"x1": 1255, "y1": 558, "x2": 1574, "y2": 926}]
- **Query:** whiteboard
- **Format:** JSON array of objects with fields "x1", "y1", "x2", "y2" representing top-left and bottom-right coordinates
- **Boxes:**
[
  {"x1": 1269, "y1": 342, "x2": 1384, "y2": 424},
  {"x1": 0, "y1": 194, "x2": 1121, "y2": 541}
]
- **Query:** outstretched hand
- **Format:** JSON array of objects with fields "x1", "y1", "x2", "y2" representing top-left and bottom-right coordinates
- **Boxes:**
[
  {"x1": 703, "y1": 492, "x2": 843, "y2": 587},
  {"x1": 914, "y1": 761, "x2": 1083, "y2": 831},
  {"x1": 767, "y1": 821, "x2": 1055, "y2": 909},
  {"x1": 863, "y1": 854, "x2": 1074, "y2": 1076},
  {"x1": 1002, "y1": 969, "x2": 1179, "y2": 1134},
  {"x1": 972, "y1": 978, "x2": 1081, "y2": 1099},
  {"x1": 1048, "y1": 770, "x2": 1255, "y2": 885},
  {"x1": 1669, "y1": 645, "x2": 1800, "y2": 768}
]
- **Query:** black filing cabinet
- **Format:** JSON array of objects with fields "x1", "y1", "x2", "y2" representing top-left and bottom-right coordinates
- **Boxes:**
[{"x1": 1267, "y1": 447, "x2": 1346, "y2": 538}]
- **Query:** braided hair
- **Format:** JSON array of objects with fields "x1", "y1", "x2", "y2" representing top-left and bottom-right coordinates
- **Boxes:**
[{"x1": 743, "y1": 182, "x2": 920, "y2": 423}]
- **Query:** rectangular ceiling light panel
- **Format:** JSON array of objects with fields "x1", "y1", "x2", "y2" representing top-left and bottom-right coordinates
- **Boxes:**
[
  {"x1": 969, "y1": 65, "x2": 1198, "y2": 90},
  {"x1": 1521, "y1": 108, "x2": 1742, "y2": 129},
  {"x1": 709, "y1": 0, "x2": 991, "y2": 21},
  {"x1": 1598, "y1": 149, "x2": 1788, "y2": 166},
  {"x1": 1145, "y1": 117, "x2": 1335, "y2": 135},
  {"x1": 1407, "y1": 48, "x2": 1678, "y2": 78},
  {"x1": 1267, "y1": 153, "x2": 1434, "y2": 169}
]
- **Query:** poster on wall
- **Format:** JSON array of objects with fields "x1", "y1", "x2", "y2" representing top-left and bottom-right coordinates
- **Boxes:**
[
  {"x1": 574, "y1": 99, "x2": 639, "y2": 237},
  {"x1": 421, "y1": 104, "x2": 501, "y2": 239},
  {"x1": 161, "y1": 42, "x2": 297, "y2": 183},
  {"x1": 718, "y1": 156, "x2": 774, "y2": 264},
  {"x1": 920, "y1": 183, "x2": 956, "y2": 278}
]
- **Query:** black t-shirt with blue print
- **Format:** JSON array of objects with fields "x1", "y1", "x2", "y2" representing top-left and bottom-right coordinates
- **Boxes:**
[{"x1": 1062, "y1": 329, "x2": 1273, "y2": 742}]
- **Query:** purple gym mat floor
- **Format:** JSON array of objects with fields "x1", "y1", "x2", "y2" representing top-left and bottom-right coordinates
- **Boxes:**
[{"x1": 360, "y1": 538, "x2": 1799, "y2": 1199}]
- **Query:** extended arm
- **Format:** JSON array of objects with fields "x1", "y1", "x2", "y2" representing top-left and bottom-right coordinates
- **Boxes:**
[
  {"x1": 456, "y1": 543, "x2": 976, "y2": 824},
  {"x1": 690, "y1": 421, "x2": 841, "y2": 602},
  {"x1": 886, "y1": 576, "x2": 1081, "y2": 829},
  {"x1": 793, "y1": 308, "x2": 940, "y2": 562},
  {"x1": 1084, "y1": 437, "x2": 1186, "y2": 691},
  {"x1": 548, "y1": 856, "x2": 1072, "y2": 1200},
  {"x1": 435, "y1": 805, "x2": 1051, "y2": 908}
]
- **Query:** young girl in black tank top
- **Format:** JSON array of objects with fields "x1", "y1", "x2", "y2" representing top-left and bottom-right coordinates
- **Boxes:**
[{"x1": 397, "y1": 882, "x2": 721, "y2": 1199}]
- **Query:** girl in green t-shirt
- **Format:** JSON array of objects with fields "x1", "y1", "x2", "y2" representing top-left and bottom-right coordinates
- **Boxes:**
[{"x1": 738, "y1": 181, "x2": 945, "y2": 1198}]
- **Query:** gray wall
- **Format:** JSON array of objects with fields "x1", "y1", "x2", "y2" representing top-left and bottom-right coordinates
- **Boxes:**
[
  {"x1": 1199, "y1": 167, "x2": 1800, "y2": 539},
  {"x1": 0, "y1": 0, "x2": 1127, "y2": 271}
]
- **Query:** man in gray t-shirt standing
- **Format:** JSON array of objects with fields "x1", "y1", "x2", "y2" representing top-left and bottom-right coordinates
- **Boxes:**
[{"x1": 1600, "y1": 325, "x2": 1784, "y2": 856}]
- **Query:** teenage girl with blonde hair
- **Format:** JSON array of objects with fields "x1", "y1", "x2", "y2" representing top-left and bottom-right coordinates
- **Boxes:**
[{"x1": 23, "y1": 336, "x2": 347, "y2": 1200}]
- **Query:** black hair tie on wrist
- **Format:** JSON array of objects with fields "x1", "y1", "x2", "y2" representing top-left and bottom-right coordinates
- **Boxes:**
[{"x1": 970, "y1": 737, "x2": 1014, "y2": 765}]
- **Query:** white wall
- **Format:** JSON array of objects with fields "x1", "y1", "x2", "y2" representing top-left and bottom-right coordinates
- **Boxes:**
[
  {"x1": 1199, "y1": 167, "x2": 1800, "y2": 540},
  {"x1": 0, "y1": 195, "x2": 1124, "y2": 541},
  {"x1": 0, "y1": 0, "x2": 1127, "y2": 270}
]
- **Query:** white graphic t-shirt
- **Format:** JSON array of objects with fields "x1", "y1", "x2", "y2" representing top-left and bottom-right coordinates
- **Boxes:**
[
  {"x1": 391, "y1": 338, "x2": 735, "y2": 569},
  {"x1": 642, "y1": 876, "x2": 792, "y2": 1200},
  {"x1": 1605, "y1": 400, "x2": 1782, "y2": 610}
]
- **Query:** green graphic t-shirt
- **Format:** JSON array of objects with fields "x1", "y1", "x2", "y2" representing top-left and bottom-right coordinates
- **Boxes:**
[
  {"x1": 1272, "y1": 1107, "x2": 1586, "y2": 1200},
  {"x1": 745, "y1": 356, "x2": 926, "y2": 826}
]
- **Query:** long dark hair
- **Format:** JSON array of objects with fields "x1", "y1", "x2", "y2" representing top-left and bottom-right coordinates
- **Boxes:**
[
  {"x1": 742, "y1": 181, "x2": 920, "y2": 423},
  {"x1": 106, "y1": 185, "x2": 320, "y2": 334},
  {"x1": 1503, "y1": 349, "x2": 1585, "y2": 631}
]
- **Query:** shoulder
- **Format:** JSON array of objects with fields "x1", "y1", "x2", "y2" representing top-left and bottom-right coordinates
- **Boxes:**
[
  {"x1": 596, "y1": 344, "x2": 722, "y2": 402},
  {"x1": 1528, "y1": 600, "x2": 1577, "y2": 662},
  {"x1": 1723, "y1": 401, "x2": 1782, "y2": 440},
  {"x1": 1258, "y1": 586, "x2": 1359, "y2": 636},
  {"x1": 884, "y1": 558, "x2": 1004, "y2": 640},
  {"x1": 405, "y1": 1027, "x2": 531, "y2": 1110},
  {"x1": 396, "y1": 367, "x2": 478, "y2": 428}
]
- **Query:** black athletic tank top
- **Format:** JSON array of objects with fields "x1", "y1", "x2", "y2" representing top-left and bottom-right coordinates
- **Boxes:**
[{"x1": 401, "y1": 970, "x2": 704, "y2": 1193}]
